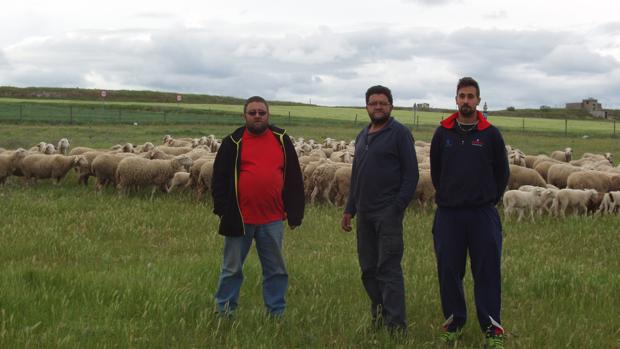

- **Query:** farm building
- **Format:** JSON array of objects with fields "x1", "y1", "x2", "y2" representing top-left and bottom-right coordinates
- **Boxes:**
[{"x1": 566, "y1": 98, "x2": 608, "y2": 118}]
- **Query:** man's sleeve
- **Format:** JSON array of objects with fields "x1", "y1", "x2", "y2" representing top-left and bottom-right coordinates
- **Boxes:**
[
  {"x1": 394, "y1": 128, "x2": 419, "y2": 211},
  {"x1": 429, "y1": 128, "x2": 442, "y2": 191},
  {"x1": 211, "y1": 138, "x2": 231, "y2": 216},
  {"x1": 493, "y1": 129, "x2": 510, "y2": 203}
]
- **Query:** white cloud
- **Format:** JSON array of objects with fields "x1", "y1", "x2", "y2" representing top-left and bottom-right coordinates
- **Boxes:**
[{"x1": 1, "y1": 1, "x2": 620, "y2": 108}]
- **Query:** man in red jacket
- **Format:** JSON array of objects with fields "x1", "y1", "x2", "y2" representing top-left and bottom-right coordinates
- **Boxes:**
[{"x1": 211, "y1": 96, "x2": 305, "y2": 317}]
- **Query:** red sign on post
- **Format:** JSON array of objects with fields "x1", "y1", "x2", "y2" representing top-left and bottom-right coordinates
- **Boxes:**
[{"x1": 176, "y1": 94, "x2": 182, "y2": 102}]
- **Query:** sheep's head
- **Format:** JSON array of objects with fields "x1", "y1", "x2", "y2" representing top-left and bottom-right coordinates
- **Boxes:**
[
  {"x1": 43, "y1": 144, "x2": 56, "y2": 154},
  {"x1": 14, "y1": 148, "x2": 28, "y2": 160},
  {"x1": 605, "y1": 152, "x2": 613, "y2": 164},
  {"x1": 162, "y1": 135, "x2": 172, "y2": 144},
  {"x1": 122, "y1": 143, "x2": 135, "y2": 153},
  {"x1": 36, "y1": 142, "x2": 46, "y2": 152},
  {"x1": 73, "y1": 155, "x2": 89, "y2": 169},
  {"x1": 141, "y1": 142, "x2": 154, "y2": 152},
  {"x1": 173, "y1": 155, "x2": 193, "y2": 171},
  {"x1": 110, "y1": 144, "x2": 122, "y2": 151}
]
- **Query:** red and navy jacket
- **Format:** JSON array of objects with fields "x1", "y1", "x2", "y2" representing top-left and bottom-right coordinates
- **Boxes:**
[
  {"x1": 211, "y1": 125, "x2": 305, "y2": 236},
  {"x1": 430, "y1": 111, "x2": 509, "y2": 208}
]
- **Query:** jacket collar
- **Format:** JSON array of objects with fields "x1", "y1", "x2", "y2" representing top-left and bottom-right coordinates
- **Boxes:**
[
  {"x1": 230, "y1": 124, "x2": 286, "y2": 142},
  {"x1": 440, "y1": 111, "x2": 491, "y2": 131},
  {"x1": 362, "y1": 117, "x2": 395, "y2": 137}
]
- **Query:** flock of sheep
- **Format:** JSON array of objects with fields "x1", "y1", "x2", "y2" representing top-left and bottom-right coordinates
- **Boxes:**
[{"x1": 1, "y1": 134, "x2": 619, "y2": 220}]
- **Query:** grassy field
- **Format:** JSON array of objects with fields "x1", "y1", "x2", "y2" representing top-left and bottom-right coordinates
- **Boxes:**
[
  {"x1": 1, "y1": 122, "x2": 620, "y2": 348},
  {"x1": 2, "y1": 98, "x2": 620, "y2": 138}
]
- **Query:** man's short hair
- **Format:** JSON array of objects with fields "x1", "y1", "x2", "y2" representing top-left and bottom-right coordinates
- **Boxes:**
[
  {"x1": 243, "y1": 96, "x2": 269, "y2": 114},
  {"x1": 365, "y1": 85, "x2": 393, "y2": 105},
  {"x1": 456, "y1": 77, "x2": 480, "y2": 98}
]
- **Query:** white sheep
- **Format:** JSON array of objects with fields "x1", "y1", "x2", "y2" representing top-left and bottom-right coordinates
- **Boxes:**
[
  {"x1": 550, "y1": 189, "x2": 598, "y2": 217},
  {"x1": 551, "y1": 147, "x2": 572, "y2": 162},
  {"x1": 507, "y1": 164, "x2": 546, "y2": 190},
  {"x1": 196, "y1": 160, "x2": 215, "y2": 200},
  {"x1": 596, "y1": 191, "x2": 620, "y2": 214},
  {"x1": 167, "y1": 172, "x2": 192, "y2": 193},
  {"x1": 414, "y1": 171, "x2": 435, "y2": 208},
  {"x1": 20, "y1": 154, "x2": 88, "y2": 184},
  {"x1": 57, "y1": 138, "x2": 70, "y2": 155},
  {"x1": 116, "y1": 155, "x2": 193, "y2": 197},
  {"x1": 90, "y1": 152, "x2": 138, "y2": 191},
  {"x1": 503, "y1": 189, "x2": 550, "y2": 221},
  {"x1": 0, "y1": 148, "x2": 28, "y2": 185},
  {"x1": 330, "y1": 165, "x2": 352, "y2": 207},
  {"x1": 547, "y1": 163, "x2": 583, "y2": 189}
]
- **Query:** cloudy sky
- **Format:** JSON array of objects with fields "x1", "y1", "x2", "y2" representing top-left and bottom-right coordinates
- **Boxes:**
[{"x1": 2, "y1": 0, "x2": 619, "y2": 109}]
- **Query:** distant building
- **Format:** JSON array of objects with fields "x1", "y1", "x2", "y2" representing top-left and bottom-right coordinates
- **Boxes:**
[
  {"x1": 566, "y1": 98, "x2": 608, "y2": 118},
  {"x1": 415, "y1": 103, "x2": 430, "y2": 110}
]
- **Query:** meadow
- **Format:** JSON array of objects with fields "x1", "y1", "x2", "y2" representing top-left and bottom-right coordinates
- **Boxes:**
[{"x1": 1, "y1": 118, "x2": 620, "y2": 348}]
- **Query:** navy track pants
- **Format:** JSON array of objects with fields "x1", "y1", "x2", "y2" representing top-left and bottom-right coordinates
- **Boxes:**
[{"x1": 432, "y1": 204, "x2": 503, "y2": 332}]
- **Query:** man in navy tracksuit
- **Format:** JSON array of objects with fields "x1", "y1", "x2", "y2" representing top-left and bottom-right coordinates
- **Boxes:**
[{"x1": 430, "y1": 77, "x2": 509, "y2": 348}]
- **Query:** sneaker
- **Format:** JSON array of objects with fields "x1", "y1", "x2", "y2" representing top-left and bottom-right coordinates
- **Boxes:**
[
  {"x1": 484, "y1": 326, "x2": 504, "y2": 349},
  {"x1": 439, "y1": 328, "x2": 463, "y2": 344}
]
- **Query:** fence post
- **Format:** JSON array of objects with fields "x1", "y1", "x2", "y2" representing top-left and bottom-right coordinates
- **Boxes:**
[
  {"x1": 614, "y1": 119, "x2": 616, "y2": 137},
  {"x1": 69, "y1": 105, "x2": 73, "y2": 124},
  {"x1": 565, "y1": 118, "x2": 568, "y2": 136},
  {"x1": 354, "y1": 113, "x2": 357, "y2": 126},
  {"x1": 522, "y1": 118, "x2": 525, "y2": 132},
  {"x1": 19, "y1": 105, "x2": 23, "y2": 121},
  {"x1": 288, "y1": 111, "x2": 291, "y2": 123}
]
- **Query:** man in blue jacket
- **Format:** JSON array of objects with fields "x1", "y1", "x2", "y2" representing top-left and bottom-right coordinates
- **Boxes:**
[
  {"x1": 341, "y1": 85, "x2": 419, "y2": 335},
  {"x1": 430, "y1": 77, "x2": 509, "y2": 348}
]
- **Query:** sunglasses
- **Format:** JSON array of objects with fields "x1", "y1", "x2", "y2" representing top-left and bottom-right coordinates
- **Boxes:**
[{"x1": 247, "y1": 110, "x2": 267, "y2": 116}]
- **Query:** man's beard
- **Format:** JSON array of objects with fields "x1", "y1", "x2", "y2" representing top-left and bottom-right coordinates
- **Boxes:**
[
  {"x1": 459, "y1": 104, "x2": 476, "y2": 117},
  {"x1": 369, "y1": 112, "x2": 390, "y2": 125},
  {"x1": 246, "y1": 122, "x2": 268, "y2": 135}
]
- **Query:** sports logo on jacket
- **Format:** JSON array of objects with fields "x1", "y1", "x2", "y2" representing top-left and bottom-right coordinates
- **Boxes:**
[{"x1": 472, "y1": 138, "x2": 484, "y2": 147}]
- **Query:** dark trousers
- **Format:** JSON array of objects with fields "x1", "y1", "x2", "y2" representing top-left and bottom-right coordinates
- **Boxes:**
[
  {"x1": 432, "y1": 205, "x2": 503, "y2": 332},
  {"x1": 356, "y1": 205, "x2": 407, "y2": 330}
]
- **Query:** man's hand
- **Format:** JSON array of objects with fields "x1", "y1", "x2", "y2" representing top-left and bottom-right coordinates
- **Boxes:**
[{"x1": 341, "y1": 213, "x2": 353, "y2": 232}]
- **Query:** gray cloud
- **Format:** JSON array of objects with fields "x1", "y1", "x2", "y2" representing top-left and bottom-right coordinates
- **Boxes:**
[{"x1": 2, "y1": 24, "x2": 620, "y2": 108}]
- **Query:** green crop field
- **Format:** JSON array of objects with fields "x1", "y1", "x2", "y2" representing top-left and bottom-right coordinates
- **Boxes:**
[{"x1": 1, "y1": 115, "x2": 620, "y2": 348}]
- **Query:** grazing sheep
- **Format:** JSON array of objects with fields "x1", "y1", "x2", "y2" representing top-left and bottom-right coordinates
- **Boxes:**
[
  {"x1": 329, "y1": 150, "x2": 353, "y2": 163},
  {"x1": 57, "y1": 138, "x2": 70, "y2": 155},
  {"x1": 547, "y1": 163, "x2": 583, "y2": 189},
  {"x1": 310, "y1": 161, "x2": 349, "y2": 205},
  {"x1": 188, "y1": 157, "x2": 214, "y2": 189},
  {"x1": 90, "y1": 153, "x2": 137, "y2": 191},
  {"x1": 166, "y1": 138, "x2": 193, "y2": 147},
  {"x1": 413, "y1": 171, "x2": 435, "y2": 208},
  {"x1": 503, "y1": 189, "x2": 551, "y2": 221},
  {"x1": 551, "y1": 147, "x2": 572, "y2": 162},
  {"x1": 69, "y1": 146, "x2": 96, "y2": 156},
  {"x1": 20, "y1": 154, "x2": 88, "y2": 184},
  {"x1": 196, "y1": 160, "x2": 215, "y2": 200},
  {"x1": 134, "y1": 142, "x2": 155, "y2": 153},
  {"x1": 550, "y1": 189, "x2": 597, "y2": 217},
  {"x1": 596, "y1": 191, "x2": 620, "y2": 214},
  {"x1": 116, "y1": 155, "x2": 193, "y2": 197},
  {"x1": 303, "y1": 159, "x2": 329, "y2": 198},
  {"x1": 567, "y1": 170, "x2": 613, "y2": 193},
  {"x1": 167, "y1": 172, "x2": 192, "y2": 193},
  {"x1": 582, "y1": 152, "x2": 613, "y2": 164},
  {"x1": 29, "y1": 142, "x2": 47, "y2": 153},
  {"x1": 331, "y1": 165, "x2": 352, "y2": 207},
  {"x1": 533, "y1": 159, "x2": 563, "y2": 181},
  {"x1": 507, "y1": 164, "x2": 546, "y2": 190},
  {"x1": 154, "y1": 146, "x2": 193, "y2": 156},
  {"x1": 0, "y1": 148, "x2": 28, "y2": 185}
]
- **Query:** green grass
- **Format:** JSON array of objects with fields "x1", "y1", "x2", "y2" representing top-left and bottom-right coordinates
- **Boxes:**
[
  {"x1": 1, "y1": 123, "x2": 620, "y2": 347},
  {"x1": 2, "y1": 98, "x2": 620, "y2": 138}
]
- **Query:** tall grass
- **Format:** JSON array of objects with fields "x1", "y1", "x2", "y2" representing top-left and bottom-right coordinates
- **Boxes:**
[{"x1": 1, "y1": 124, "x2": 620, "y2": 348}]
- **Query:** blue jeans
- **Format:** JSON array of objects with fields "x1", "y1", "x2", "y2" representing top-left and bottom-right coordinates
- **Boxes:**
[{"x1": 214, "y1": 220, "x2": 288, "y2": 315}]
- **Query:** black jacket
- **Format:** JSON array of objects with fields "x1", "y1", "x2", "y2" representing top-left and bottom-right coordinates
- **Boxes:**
[
  {"x1": 211, "y1": 125, "x2": 305, "y2": 236},
  {"x1": 430, "y1": 111, "x2": 510, "y2": 208}
]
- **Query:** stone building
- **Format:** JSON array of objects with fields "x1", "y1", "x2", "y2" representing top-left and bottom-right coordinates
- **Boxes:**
[{"x1": 566, "y1": 98, "x2": 608, "y2": 118}]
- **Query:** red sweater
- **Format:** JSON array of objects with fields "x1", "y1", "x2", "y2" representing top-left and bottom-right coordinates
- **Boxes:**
[{"x1": 238, "y1": 129, "x2": 285, "y2": 224}]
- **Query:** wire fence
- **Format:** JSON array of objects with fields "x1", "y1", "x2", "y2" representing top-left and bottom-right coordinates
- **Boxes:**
[{"x1": 0, "y1": 102, "x2": 618, "y2": 137}]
